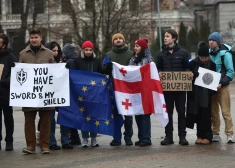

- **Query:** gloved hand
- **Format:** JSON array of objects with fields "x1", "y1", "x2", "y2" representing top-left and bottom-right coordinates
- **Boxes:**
[
  {"x1": 105, "y1": 61, "x2": 113, "y2": 72},
  {"x1": 10, "y1": 62, "x2": 16, "y2": 67},
  {"x1": 65, "y1": 63, "x2": 69, "y2": 69},
  {"x1": 133, "y1": 55, "x2": 142, "y2": 64}
]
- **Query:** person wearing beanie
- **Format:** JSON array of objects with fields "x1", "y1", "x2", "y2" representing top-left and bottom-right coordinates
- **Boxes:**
[
  {"x1": 111, "y1": 33, "x2": 125, "y2": 44},
  {"x1": 186, "y1": 41, "x2": 216, "y2": 145},
  {"x1": 156, "y1": 28, "x2": 192, "y2": 146},
  {"x1": 45, "y1": 41, "x2": 74, "y2": 150},
  {"x1": 103, "y1": 33, "x2": 133, "y2": 146},
  {"x1": 208, "y1": 32, "x2": 235, "y2": 143},
  {"x1": 128, "y1": 38, "x2": 154, "y2": 147},
  {"x1": 62, "y1": 43, "x2": 78, "y2": 61},
  {"x1": 66, "y1": 40, "x2": 102, "y2": 147}
]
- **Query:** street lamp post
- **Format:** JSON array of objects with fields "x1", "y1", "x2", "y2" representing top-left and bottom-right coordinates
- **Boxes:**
[{"x1": 157, "y1": 0, "x2": 162, "y2": 48}]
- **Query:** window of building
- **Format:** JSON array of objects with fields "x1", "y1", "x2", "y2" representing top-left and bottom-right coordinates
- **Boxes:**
[
  {"x1": 85, "y1": 0, "x2": 95, "y2": 11},
  {"x1": 61, "y1": 0, "x2": 69, "y2": 13},
  {"x1": 130, "y1": 33, "x2": 139, "y2": 50},
  {"x1": 63, "y1": 35, "x2": 72, "y2": 46},
  {"x1": 129, "y1": 0, "x2": 139, "y2": 12},
  {"x1": 34, "y1": 0, "x2": 45, "y2": 14},
  {"x1": 82, "y1": 26, "x2": 92, "y2": 41},
  {"x1": 11, "y1": 0, "x2": 24, "y2": 14}
]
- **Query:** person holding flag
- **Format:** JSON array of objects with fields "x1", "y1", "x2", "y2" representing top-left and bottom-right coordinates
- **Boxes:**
[
  {"x1": 129, "y1": 38, "x2": 154, "y2": 146},
  {"x1": 103, "y1": 33, "x2": 134, "y2": 146},
  {"x1": 66, "y1": 40, "x2": 102, "y2": 147}
]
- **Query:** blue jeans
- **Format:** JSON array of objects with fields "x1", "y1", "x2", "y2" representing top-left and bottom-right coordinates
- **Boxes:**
[
  {"x1": 50, "y1": 111, "x2": 70, "y2": 146},
  {"x1": 135, "y1": 114, "x2": 151, "y2": 143},
  {"x1": 81, "y1": 131, "x2": 97, "y2": 138},
  {"x1": 0, "y1": 106, "x2": 14, "y2": 144}
]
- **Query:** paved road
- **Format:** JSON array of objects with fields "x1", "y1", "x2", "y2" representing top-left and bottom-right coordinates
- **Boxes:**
[{"x1": 1, "y1": 82, "x2": 235, "y2": 168}]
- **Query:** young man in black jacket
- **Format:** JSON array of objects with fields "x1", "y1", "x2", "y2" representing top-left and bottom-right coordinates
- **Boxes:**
[
  {"x1": 157, "y1": 29, "x2": 192, "y2": 146},
  {"x1": 0, "y1": 33, "x2": 17, "y2": 151}
]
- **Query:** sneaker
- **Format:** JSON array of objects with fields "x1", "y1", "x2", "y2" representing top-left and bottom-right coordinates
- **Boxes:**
[
  {"x1": 110, "y1": 139, "x2": 121, "y2": 146},
  {"x1": 70, "y1": 138, "x2": 81, "y2": 145},
  {"x1": 62, "y1": 143, "x2": 73, "y2": 149},
  {"x1": 125, "y1": 139, "x2": 133, "y2": 146},
  {"x1": 195, "y1": 138, "x2": 202, "y2": 145},
  {"x1": 161, "y1": 137, "x2": 174, "y2": 145},
  {"x1": 201, "y1": 139, "x2": 211, "y2": 145},
  {"x1": 5, "y1": 143, "x2": 13, "y2": 151},
  {"x1": 139, "y1": 142, "x2": 152, "y2": 147},
  {"x1": 91, "y1": 138, "x2": 99, "y2": 147},
  {"x1": 179, "y1": 137, "x2": 189, "y2": 145},
  {"x1": 82, "y1": 138, "x2": 89, "y2": 147},
  {"x1": 227, "y1": 135, "x2": 235, "y2": 143},
  {"x1": 212, "y1": 134, "x2": 221, "y2": 142},
  {"x1": 41, "y1": 147, "x2": 50, "y2": 154},
  {"x1": 49, "y1": 144, "x2": 61, "y2": 150},
  {"x1": 36, "y1": 131, "x2": 40, "y2": 145},
  {"x1": 135, "y1": 141, "x2": 140, "y2": 146},
  {"x1": 23, "y1": 147, "x2": 36, "y2": 154}
]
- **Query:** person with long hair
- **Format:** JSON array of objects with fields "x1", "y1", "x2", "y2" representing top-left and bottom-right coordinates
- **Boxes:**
[{"x1": 129, "y1": 38, "x2": 154, "y2": 146}]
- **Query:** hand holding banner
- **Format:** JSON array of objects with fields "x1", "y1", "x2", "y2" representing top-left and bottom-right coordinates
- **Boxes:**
[{"x1": 10, "y1": 63, "x2": 70, "y2": 107}]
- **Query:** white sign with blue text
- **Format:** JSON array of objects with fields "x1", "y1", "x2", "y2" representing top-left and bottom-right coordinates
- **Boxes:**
[{"x1": 10, "y1": 63, "x2": 70, "y2": 107}]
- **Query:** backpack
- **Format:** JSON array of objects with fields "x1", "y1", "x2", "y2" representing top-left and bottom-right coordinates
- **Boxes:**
[{"x1": 220, "y1": 49, "x2": 235, "y2": 71}]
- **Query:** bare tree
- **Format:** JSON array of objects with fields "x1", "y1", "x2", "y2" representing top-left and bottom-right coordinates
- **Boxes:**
[{"x1": 55, "y1": 0, "x2": 150, "y2": 58}]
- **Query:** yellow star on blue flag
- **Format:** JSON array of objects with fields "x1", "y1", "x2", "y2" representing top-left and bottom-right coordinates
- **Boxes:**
[{"x1": 58, "y1": 69, "x2": 123, "y2": 139}]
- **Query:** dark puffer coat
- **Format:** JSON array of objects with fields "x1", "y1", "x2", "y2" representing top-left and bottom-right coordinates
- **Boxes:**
[{"x1": 156, "y1": 43, "x2": 189, "y2": 71}]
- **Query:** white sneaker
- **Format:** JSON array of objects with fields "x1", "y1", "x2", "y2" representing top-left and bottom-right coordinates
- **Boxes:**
[
  {"x1": 212, "y1": 134, "x2": 221, "y2": 142},
  {"x1": 91, "y1": 138, "x2": 99, "y2": 147},
  {"x1": 227, "y1": 135, "x2": 235, "y2": 143},
  {"x1": 82, "y1": 138, "x2": 88, "y2": 147}
]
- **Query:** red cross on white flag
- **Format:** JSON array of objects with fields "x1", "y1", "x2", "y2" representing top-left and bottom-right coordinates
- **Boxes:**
[{"x1": 112, "y1": 62, "x2": 169, "y2": 127}]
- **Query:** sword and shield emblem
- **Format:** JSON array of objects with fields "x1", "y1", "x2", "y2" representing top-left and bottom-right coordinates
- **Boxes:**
[{"x1": 16, "y1": 69, "x2": 27, "y2": 85}]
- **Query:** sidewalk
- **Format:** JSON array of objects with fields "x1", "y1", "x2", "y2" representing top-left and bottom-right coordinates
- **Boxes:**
[{"x1": 1, "y1": 83, "x2": 235, "y2": 168}]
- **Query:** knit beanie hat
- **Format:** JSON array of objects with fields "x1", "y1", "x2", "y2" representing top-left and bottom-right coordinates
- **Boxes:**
[
  {"x1": 62, "y1": 43, "x2": 76, "y2": 57},
  {"x1": 197, "y1": 41, "x2": 209, "y2": 57},
  {"x1": 112, "y1": 33, "x2": 125, "y2": 43},
  {"x1": 82, "y1": 41, "x2": 94, "y2": 49},
  {"x1": 208, "y1": 32, "x2": 221, "y2": 44},
  {"x1": 135, "y1": 38, "x2": 148, "y2": 50}
]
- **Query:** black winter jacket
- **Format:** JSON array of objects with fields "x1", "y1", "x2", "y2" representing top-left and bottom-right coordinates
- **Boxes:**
[
  {"x1": 0, "y1": 49, "x2": 17, "y2": 105},
  {"x1": 69, "y1": 51, "x2": 103, "y2": 73},
  {"x1": 156, "y1": 44, "x2": 189, "y2": 71}
]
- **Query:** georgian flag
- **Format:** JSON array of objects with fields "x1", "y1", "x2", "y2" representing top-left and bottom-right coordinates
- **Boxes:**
[{"x1": 112, "y1": 62, "x2": 169, "y2": 127}]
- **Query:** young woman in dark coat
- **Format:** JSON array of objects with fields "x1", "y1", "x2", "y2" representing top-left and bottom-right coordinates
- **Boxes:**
[
  {"x1": 186, "y1": 41, "x2": 216, "y2": 145},
  {"x1": 68, "y1": 41, "x2": 102, "y2": 147}
]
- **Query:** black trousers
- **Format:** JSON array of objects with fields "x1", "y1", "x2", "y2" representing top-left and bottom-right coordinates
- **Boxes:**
[
  {"x1": 123, "y1": 116, "x2": 133, "y2": 141},
  {"x1": 0, "y1": 106, "x2": 14, "y2": 144},
  {"x1": 196, "y1": 107, "x2": 212, "y2": 141},
  {"x1": 164, "y1": 91, "x2": 186, "y2": 138}
]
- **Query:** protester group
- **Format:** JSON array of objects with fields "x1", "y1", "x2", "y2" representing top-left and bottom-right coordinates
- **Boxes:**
[{"x1": 0, "y1": 27, "x2": 234, "y2": 154}]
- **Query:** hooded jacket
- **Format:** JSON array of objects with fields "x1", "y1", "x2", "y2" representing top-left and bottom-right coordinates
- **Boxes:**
[
  {"x1": 0, "y1": 48, "x2": 17, "y2": 105},
  {"x1": 106, "y1": 45, "x2": 133, "y2": 66},
  {"x1": 69, "y1": 50, "x2": 103, "y2": 73},
  {"x1": 209, "y1": 43, "x2": 234, "y2": 86}
]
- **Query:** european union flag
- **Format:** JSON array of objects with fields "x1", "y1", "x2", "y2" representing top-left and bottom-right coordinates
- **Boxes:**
[{"x1": 57, "y1": 70, "x2": 123, "y2": 140}]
